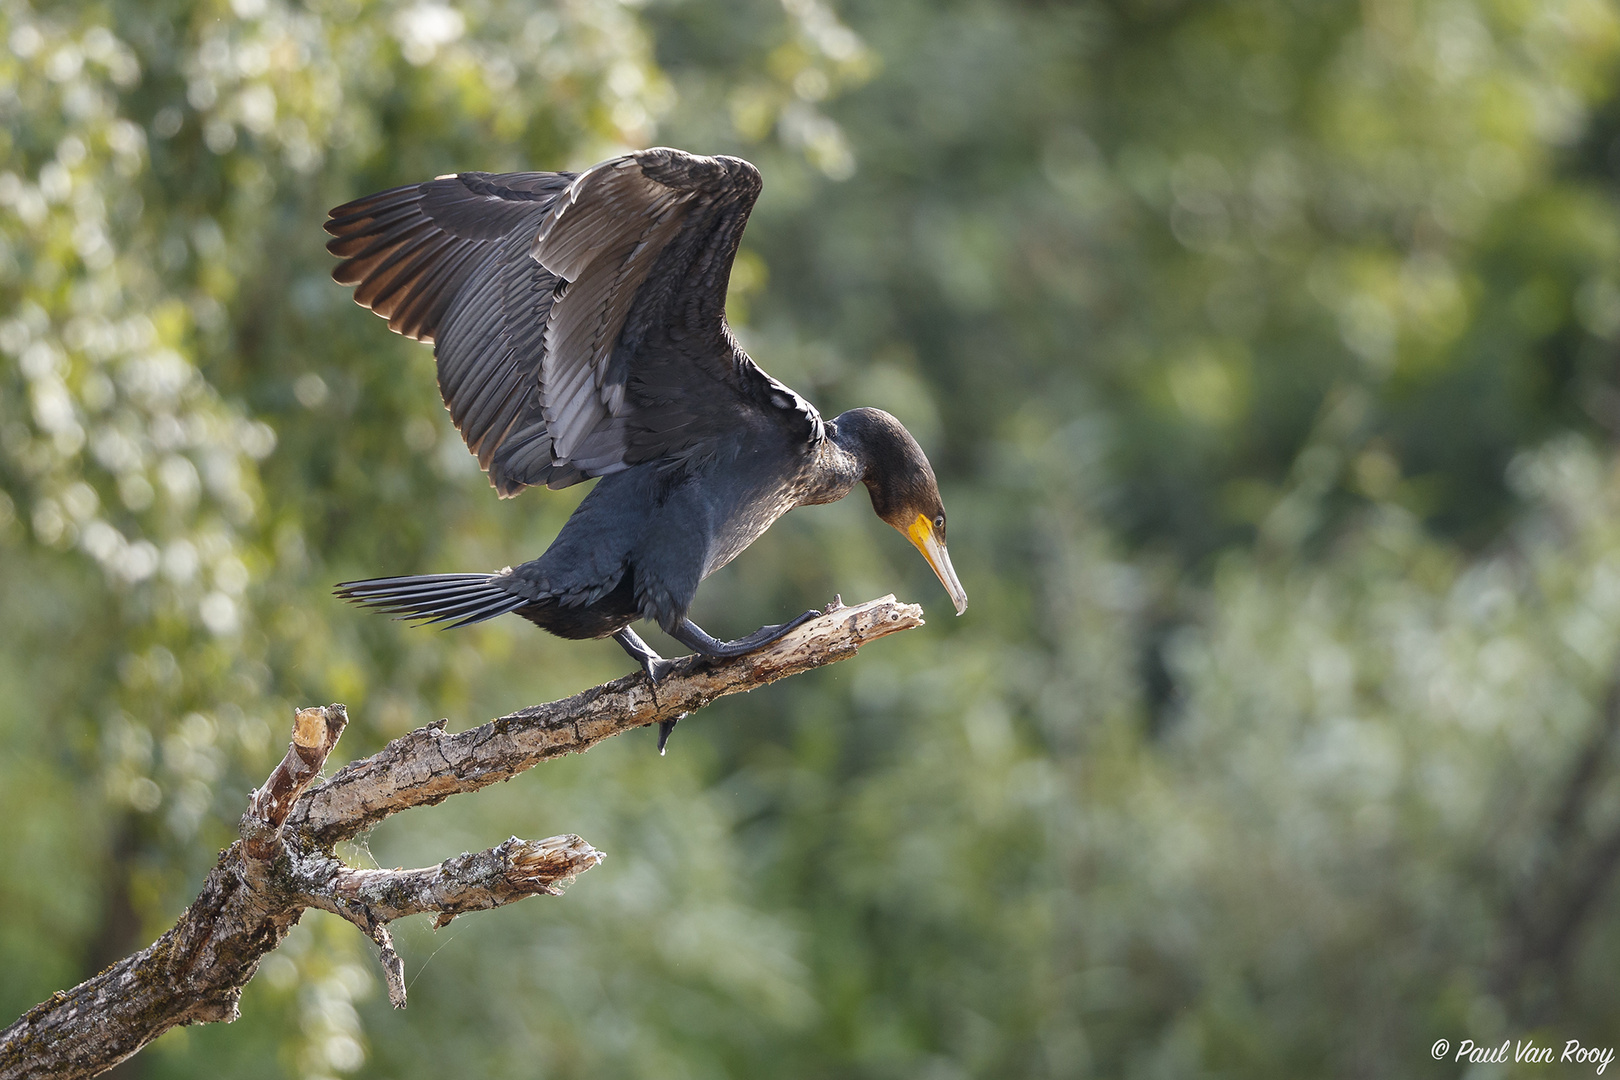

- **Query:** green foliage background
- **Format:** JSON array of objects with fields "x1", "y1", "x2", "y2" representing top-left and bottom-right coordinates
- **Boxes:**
[{"x1": 4, "y1": 0, "x2": 1620, "y2": 1075}]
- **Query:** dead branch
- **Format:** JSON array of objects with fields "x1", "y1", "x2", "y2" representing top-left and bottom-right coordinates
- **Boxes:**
[
  {"x1": 0, "y1": 595, "x2": 924, "y2": 1080},
  {"x1": 290, "y1": 593, "x2": 924, "y2": 846},
  {"x1": 241, "y1": 704, "x2": 349, "y2": 859}
]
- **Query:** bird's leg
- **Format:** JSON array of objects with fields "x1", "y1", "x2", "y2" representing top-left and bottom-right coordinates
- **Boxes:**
[
  {"x1": 614, "y1": 626, "x2": 678, "y2": 682},
  {"x1": 669, "y1": 609, "x2": 821, "y2": 659},
  {"x1": 613, "y1": 627, "x2": 685, "y2": 754}
]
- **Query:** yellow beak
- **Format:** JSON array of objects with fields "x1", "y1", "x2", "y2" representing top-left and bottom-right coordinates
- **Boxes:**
[{"x1": 907, "y1": 513, "x2": 968, "y2": 615}]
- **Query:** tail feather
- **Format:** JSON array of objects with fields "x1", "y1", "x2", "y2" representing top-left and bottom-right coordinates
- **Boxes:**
[{"x1": 335, "y1": 572, "x2": 528, "y2": 630}]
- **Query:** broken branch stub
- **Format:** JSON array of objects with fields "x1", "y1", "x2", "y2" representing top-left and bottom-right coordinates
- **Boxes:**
[{"x1": 242, "y1": 704, "x2": 347, "y2": 860}]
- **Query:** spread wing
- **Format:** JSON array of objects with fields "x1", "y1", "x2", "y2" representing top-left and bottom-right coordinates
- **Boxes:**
[
  {"x1": 327, "y1": 148, "x2": 779, "y2": 497},
  {"x1": 326, "y1": 170, "x2": 574, "y2": 490}
]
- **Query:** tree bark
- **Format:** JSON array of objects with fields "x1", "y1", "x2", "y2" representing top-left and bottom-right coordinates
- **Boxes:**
[{"x1": 0, "y1": 595, "x2": 924, "y2": 1080}]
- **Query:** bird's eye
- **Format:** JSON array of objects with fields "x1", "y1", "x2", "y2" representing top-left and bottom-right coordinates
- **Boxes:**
[{"x1": 934, "y1": 515, "x2": 945, "y2": 530}]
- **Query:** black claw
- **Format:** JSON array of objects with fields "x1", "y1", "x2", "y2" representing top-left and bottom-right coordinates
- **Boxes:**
[{"x1": 656, "y1": 714, "x2": 684, "y2": 755}]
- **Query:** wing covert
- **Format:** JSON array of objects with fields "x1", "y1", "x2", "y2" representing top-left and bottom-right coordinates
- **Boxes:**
[
  {"x1": 329, "y1": 150, "x2": 774, "y2": 497},
  {"x1": 516, "y1": 147, "x2": 764, "y2": 474}
]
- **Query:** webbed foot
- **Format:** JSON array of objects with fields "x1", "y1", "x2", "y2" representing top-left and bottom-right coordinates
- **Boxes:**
[
  {"x1": 670, "y1": 609, "x2": 821, "y2": 659},
  {"x1": 618, "y1": 608, "x2": 823, "y2": 756}
]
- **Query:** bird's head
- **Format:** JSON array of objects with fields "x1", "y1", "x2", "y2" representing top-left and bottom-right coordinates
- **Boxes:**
[{"x1": 833, "y1": 408, "x2": 968, "y2": 615}]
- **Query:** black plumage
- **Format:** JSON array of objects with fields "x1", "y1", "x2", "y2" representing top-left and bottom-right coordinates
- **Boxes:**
[{"x1": 328, "y1": 148, "x2": 966, "y2": 748}]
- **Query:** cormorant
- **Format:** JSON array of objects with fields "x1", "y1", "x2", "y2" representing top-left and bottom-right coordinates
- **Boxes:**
[{"x1": 326, "y1": 148, "x2": 966, "y2": 750}]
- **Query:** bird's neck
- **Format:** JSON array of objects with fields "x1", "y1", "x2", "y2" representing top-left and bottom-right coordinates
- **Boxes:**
[
  {"x1": 798, "y1": 434, "x2": 865, "y2": 506},
  {"x1": 798, "y1": 407, "x2": 896, "y2": 507}
]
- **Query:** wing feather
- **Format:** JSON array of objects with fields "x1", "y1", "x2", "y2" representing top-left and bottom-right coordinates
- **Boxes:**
[
  {"x1": 326, "y1": 171, "x2": 571, "y2": 492},
  {"x1": 389, "y1": 242, "x2": 486, "y2": 340},
  {"x1": 352, "y1": 233, "x2": 457, "y2": 312}
]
